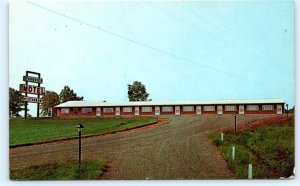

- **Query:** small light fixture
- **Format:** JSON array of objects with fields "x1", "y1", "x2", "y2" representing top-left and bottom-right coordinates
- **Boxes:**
[{"x1": 76, "y1": 123, "x2": 84, "y2": 132}]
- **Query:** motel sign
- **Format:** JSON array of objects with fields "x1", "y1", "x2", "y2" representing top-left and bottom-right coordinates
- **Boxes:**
[
  {"x1": 20, "y1": 84, "x2": 45, "y2": 95},
  {"x1": 19, "y1": 71, "x2": 45, "y2": 119},
  {"x1": 23, "y1": 97, "x2": 43, "y2": 103},
  {"x1": 23, "y1": 76, "x2": 43, "y2": 84}
]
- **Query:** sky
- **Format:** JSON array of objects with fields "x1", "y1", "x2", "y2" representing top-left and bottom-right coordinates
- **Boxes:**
[{"x1": 9, "y1": 0, "x2": 294, "y2": 116}]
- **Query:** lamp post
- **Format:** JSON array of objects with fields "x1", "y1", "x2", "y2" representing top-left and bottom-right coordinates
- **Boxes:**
[
  {"x1": 76, "y1": 123, "x2": 84, "y2": 167},
  {"x1": 286, "y1": 104, "x2": 289, "y2": 119},
  {"x1": 234, "y1": 112, "x2": 237, "y2": 135}
]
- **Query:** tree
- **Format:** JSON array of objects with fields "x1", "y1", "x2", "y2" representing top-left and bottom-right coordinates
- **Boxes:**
[
  {"x1": 9, "y1": 87, "x2": 24, "y2": 117},
  {"x1": 127, "y1": 81, "x2": 150, "y2": 101},
  {"x1": 59, "y1": 85, "x2": 83, "y2": 103},
  {"x1": 41, "y1": 90, "x2": 60, "y2": 116}
]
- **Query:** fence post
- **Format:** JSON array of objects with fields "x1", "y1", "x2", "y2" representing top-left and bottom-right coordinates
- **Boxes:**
[
  {"x1": 248, "y1": 164, "x2": 253, "y2": 179},
  {"x1": 232, "y1": 146, "x2": 235, "y2": 161},
  {"x1": 221, "y1": 133, "x2": 224, "y2": 142}
]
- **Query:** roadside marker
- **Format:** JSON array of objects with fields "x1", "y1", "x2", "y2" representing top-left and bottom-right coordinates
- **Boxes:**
[
  {"x1": 232, "y1": 146, "x2": 235, "y2": 161},
  {"x1": 248, "y1": 164, "x2": 253, "y2": 179},
  {"x1": 221, "y1": 133, "x2": 224, "y2": 142}
]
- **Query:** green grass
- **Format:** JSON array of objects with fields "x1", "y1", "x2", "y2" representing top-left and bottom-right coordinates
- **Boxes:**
[
  {"x1": 10, "y1": 117, "x2": 158, "y2": 146},
  {"x1": 10, "y1": 160, "x2": 104, "y2": 180},
  {"x1": 208, "y1": 119, "x2": 294, "y2": 179}
]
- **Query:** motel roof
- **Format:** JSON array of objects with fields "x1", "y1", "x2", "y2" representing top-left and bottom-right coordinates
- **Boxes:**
[{"x1": 54, "y1": 99, "x2": 285, "y2": 108}]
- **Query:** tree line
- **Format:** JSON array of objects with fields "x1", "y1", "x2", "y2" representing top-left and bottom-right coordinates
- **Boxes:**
[
  {"x1": 9, "y1": 81, "x2": 150, "y2": 117},
  {"x1": 9, "y1": 85, "x2": 83, "y2": 117}
]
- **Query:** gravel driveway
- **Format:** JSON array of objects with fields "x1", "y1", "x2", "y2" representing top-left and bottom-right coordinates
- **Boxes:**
[{"x1": 10, "y1": 114, "x2": 274, "y2": 179}]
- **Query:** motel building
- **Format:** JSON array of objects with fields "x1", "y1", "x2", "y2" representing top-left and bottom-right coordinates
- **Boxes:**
[{"x1": 54, "y1": 99, "x2": 285, "y2": 118}]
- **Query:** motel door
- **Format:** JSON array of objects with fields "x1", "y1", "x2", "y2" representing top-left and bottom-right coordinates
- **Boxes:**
[
  {"x1": 217, "y1": 105, "x2": 223, "y2": 114},
  {"x1": 116, "y1": 107, "x2": 120, "y2": 116},
  {"x1": 239, "y1": 105, "x2": 244, "y2": 114},
  {"x1": 155, "y1": 106, "x2": 160, "y2": 116},
  {"x1": 96, "y1": 108, "x2": 101, "y2": 116},
  {"x1": 135, "y1": 107, "x2": 139, "y2": 115},
  {"x1": 276, "y1": 105, "x2": 283, "y2": 114},
  {"x1": 196, "y1": 106, "x2": 201, "y2": 114},
  {"x1": 73, "y1": 108, "x2": 78, "y2": 117},
  {"x1": 175, "y1": 106, "x2": 180, "y2": 115}
]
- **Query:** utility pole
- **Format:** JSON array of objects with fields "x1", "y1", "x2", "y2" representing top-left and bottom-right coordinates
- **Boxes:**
[
  {"x1": 286, "y1": 104, "x2": 289, "y2": 119},
  {"x1": 234, "y1": 112, "x2": 237, "y2": 134}
]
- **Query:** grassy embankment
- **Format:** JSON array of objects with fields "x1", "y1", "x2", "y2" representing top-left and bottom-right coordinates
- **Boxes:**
[
  {"x1": 10, "y1": 160, "x2": 104, "y2": 180},
  {"x1": 208, "y1": 118, "x2": 294, "y2": 179},
  {"x1": 10, "y1": 117, "x2": 158, "y2": 146}
]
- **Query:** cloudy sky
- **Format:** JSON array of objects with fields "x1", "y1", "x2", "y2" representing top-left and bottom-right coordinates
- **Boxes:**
[{"x1": 9, "y1": 0, "x2": 294, "y2": 116}]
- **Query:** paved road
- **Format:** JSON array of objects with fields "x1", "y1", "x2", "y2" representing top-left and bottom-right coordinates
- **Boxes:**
[{"x1": 10, "y1": 114, "x2": 274, "y2": 179}]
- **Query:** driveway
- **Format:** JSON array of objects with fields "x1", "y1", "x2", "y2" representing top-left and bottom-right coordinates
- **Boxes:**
[{"x1": 10, "y1": 114, "x2": 274, "y2": 179}]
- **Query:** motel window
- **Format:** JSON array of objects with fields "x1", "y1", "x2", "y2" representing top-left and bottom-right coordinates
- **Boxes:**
[
  {"x1": 246, "y1": 105, "x2": 259, "y2": 111},
  {"x1": 183, "y1": 106, "x2": 194, "y2": 112},
  {"x1": 123, "y1": 107, "x2": 132, "y2": 112},
  {"x1": 225, "y1": 105, "x2": 236, "y2": 111},
  {"x1": 103, "y1": 107, "x2": 114, "y2": 113},
  {"x1": 142, "y1": 107, "x2": 152, "y2": 112},
  {"x1": 203, "y1": 106, "x2": 215, "y2": 112},
  {"x1": 61, "y1": 108, "x2": 69, "y2": 115},
  {"x1": 162, "y1": 106, "x2": 173, "y2": 112},
  {"x1": 82, "y1": 108, "x2": 92, "y2": 114},
  {"x1": 262, "y1": 105, "x2": 274, "y2": 111}
]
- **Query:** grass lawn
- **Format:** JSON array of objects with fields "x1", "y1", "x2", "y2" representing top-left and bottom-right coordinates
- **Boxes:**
[
  {"x1": 10, "y1": 117, "x2": 158, "y2": 146},
  {"x1": 208, "y1": 118, "x2": 294, "y2": 179},
  {"x1": 10, "y1": 159, "x2": 104, "y2": 180}
]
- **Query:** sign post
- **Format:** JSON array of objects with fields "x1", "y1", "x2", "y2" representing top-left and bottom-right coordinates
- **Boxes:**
[{"x1": 20, "y1": 71, "x2": 45, "y2": 119}]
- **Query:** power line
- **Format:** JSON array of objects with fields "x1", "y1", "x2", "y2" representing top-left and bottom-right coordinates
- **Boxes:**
[{"x1": 27, "y1": 1, "x2": 280, "y2": 87}]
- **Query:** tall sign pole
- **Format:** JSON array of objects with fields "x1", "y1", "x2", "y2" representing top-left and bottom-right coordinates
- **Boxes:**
[
  {"x1": 37, "y1": 72, "x2": 41, "y2": 117},
  {"x1": 25, "y1": 71, "x2": 28, "y2": 120},
  {"x1": 20, "y1": 71, "x2": 45, "y2": 119}
]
